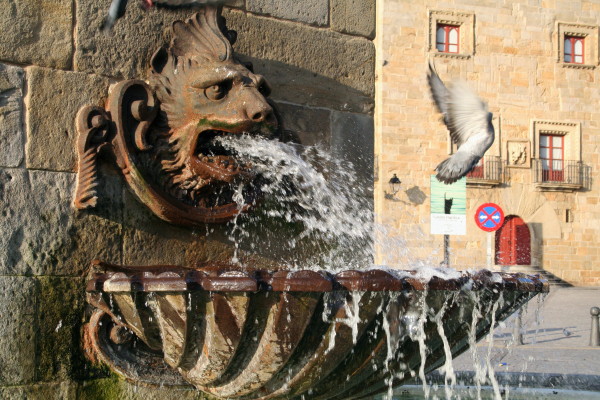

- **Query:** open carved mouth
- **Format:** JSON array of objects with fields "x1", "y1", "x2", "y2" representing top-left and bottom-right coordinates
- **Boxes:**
[
  {"x1": 189, "y1": 130, "x2": 250, "y2": 184},
  {"x1": 182, "y1": 129, "x2": 264, "y2": 210}
]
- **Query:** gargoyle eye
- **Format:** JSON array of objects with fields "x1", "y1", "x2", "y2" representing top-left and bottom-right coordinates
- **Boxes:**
[
  {"x1": 258, "y1": 81, "x2": 271, "y2": 97},
  {"x1": 204, "y1": 83, "x2": 227, "y2": 101}
]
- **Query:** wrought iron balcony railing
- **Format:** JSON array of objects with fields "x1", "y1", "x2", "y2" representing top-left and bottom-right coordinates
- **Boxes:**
[
  {"x1": 466, "y1": 155, "x2": 502, "y2": 186},
  {"x1": 532, "y1": 159, "x2": 588, "y2": 191}
]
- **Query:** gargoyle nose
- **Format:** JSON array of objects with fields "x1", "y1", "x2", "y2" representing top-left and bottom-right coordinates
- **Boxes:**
[
  {"x1": 252, "y1": 110, "x2": 268, "y2": 122},
  {"x1": 245, "y1": 95, "x2": 274, "y2": 123},
  {"x1": 248, "y1": 104, "x2": 273, "y2": 123}
]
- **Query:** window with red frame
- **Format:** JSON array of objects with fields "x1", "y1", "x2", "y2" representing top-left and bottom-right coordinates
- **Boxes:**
[
  {"x1": 540, "y1": 134, "x2": 564, "y2": 182},
  {"x1": 564, "y1": 36, "x2": 584, "y2": 64},
  {"x1": 466, "y1": 158, "x2": 484, "y2": 178},
  {"x1": 436, "y1": 24, "x2": 459, "y2": 53}
]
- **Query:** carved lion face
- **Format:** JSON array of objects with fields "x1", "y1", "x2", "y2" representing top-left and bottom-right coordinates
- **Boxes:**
[{"x1": 148, "y1": 9, "x2": 278, "y2": 211}]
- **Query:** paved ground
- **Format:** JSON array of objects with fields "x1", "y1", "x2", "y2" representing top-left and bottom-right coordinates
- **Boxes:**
[
  {"x1": 416, "y1": 286, "x2": 600, "y2": 396},
  {"x1": 381, "y1": 288, "x2": 600, "y2": 398},
  {"x1": 451, "y1": 286, "x2": 600, "y2": 376}
]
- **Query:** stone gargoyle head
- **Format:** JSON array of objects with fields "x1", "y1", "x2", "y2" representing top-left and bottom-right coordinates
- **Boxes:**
[{"x1": 74, "y1": 7, "x2": 278, "y2": 225}]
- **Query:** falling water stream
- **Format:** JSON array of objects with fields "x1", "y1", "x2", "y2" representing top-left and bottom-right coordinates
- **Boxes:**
[
  {"x1": 217, "y1": 134, "x2": 374, "y2": 270},
  {"x1": 85, "y1": 134, "x2": 550, "y2": 399},
  {"x1": 203, "y1": 134, "x2": 550, "y2": 399}
]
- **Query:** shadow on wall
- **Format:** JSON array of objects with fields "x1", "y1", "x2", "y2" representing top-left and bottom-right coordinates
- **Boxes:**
[
  {"x1": 582, "y1": 164, "x2": 593, "y2": 191},
  {"x1": 529, "y1": 221, "x2": 543, "y2": 270},
  {"x1": 521, "y1": 222, "x2": 572, "y2": 286},
  {"x1": 240, "y1": 56, "x2": 375, "y2": 190}
]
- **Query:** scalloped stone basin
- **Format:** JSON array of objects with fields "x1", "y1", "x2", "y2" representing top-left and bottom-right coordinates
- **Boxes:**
[{"x1": 84, "y1": 261, "x2": 548, "y2": 400}]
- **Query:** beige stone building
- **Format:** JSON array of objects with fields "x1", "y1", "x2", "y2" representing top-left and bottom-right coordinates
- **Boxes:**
[{"x1": 375, "y1": 0, "x2": 600, "y2": 286}]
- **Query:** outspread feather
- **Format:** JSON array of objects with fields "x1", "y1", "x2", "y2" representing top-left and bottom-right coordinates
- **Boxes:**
[{"x1": 427, "y1": 62, "x2": 495, "y2": 184}]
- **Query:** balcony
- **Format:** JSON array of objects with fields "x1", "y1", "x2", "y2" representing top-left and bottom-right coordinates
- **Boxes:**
[
  {"x1": 532, "y1": 159, "x2": 588, "y2": 192},
  {"x1": 466, "y1": 155, "x2": 503, "y2": 187}
]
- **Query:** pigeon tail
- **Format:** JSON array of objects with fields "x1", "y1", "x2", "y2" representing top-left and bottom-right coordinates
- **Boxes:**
[
  {"x1": 101, "y1": 0, "x2": 232, "y2": 32},
  {"x1": 435, "y1": 152, "x2": 481, "y2": 184},
  {"x1": 102, "y1": 0, "x2": 130, "y2": 33}
]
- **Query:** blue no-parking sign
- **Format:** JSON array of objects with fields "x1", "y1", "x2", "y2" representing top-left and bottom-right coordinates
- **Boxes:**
[{"x1": 475, "y1": 203, "x2": 505, "y2": 232}]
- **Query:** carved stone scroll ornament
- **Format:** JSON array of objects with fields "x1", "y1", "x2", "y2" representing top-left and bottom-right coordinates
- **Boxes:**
[{"x1": 74, "y1": 7, "x2": 278, "y2": 225}]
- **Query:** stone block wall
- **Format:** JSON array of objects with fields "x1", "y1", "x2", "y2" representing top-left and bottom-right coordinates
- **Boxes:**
[
  {"x1": 377, "y1": 0, "x2": 600, "y2": 286},
  {"x1": 0, "y1": 0, "x2": 375, "y2": 397}
]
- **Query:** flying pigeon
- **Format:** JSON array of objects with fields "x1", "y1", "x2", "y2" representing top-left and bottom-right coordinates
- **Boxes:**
[
  {"x1": 102, "y1": 0, "x2": 232, "y2": 31},
  {"x1": 427, "y1": 62, "x2": 495, "y2": 184}
]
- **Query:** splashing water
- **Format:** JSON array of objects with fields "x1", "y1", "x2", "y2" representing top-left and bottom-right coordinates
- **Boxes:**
[
  {"x1": 209, "y1": 134, "x2": 547, "y2": 400},
  {"x1": 217, "y1": 134, "x2": 374, "y2": 270}
]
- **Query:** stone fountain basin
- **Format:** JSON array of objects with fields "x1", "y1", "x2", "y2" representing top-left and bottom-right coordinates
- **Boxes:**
[{"x1": 84, "y1": 261, "x2": 548, "y2": 400}]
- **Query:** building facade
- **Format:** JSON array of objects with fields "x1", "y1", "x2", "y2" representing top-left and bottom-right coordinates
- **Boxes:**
[{"x1": 376, "y1": 0, "x2": 600, "y2": 285}]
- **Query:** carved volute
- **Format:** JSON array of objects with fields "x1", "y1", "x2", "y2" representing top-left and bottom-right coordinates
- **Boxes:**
[{"x1": 74, "y1": 7, "x2": 278, "y2": 225}]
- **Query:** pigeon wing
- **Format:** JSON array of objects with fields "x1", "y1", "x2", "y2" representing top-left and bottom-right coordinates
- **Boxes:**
[
  {"x1": 427, "y1": 62, "x2": 450, "y2": 117},
  {"x1": 446, "y1": 82, "x2": 492, "y2": 148}
]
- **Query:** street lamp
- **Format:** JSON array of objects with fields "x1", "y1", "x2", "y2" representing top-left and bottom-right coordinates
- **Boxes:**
[{"x1": 388, "y1": 174, "x2": 401, "y2": 195}]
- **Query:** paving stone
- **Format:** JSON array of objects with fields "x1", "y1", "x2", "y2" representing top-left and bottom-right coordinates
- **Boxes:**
[
  {"x1": 331, "y1": 0, "x2": 376, "y2": 39},
  {"x1": 275, "y1": 102, "x2": 331, "y2": 147},
  {"x1": 0, "y1": 64, "x2": 24, "y2": 167},
  {"x1": 241, "y1": 56, "x2": 374, "y2": 113},
  {"x1": 121, "y1": 189, "x2": 236, "y2": 266},
  {"x1": 451, "y1": 287, "x2": 600, "y2": 378},
  {"x1": 331, "y1": 111, "x2": 374, "y2": 188},
  {"x1": 75, "y1": 0, "x2": 195, "y2": 79},
  {"x1": 0, "y1": 169, "x2": 122, "y2": 276},
  {"x1": 77, "y1": 377, "x2": 217, "y2": 399},
  {"x1": 0, "y1": 0, "x2": 73, "y2": 69},
  {"x1": 0, "y1": 382, "x2": 76, "y2": 400},
  {"x1": 36, "y1": 277, "x2": 86, "y2": 382},
  {"x1": 223, "y1": 10, "x2": 375, "y2": 103},
  {"x1": 25, "y1": 67, "x2": 110, "y2": 172},
  {"x1": 247, "y1": 0, "x2": 328, "y2": 26},
  {"x1": 0, "y1": 276, "x2": 37, "y2": 385}
]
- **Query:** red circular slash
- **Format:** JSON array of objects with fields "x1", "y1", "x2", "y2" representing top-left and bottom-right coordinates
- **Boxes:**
[{"x1": 475, "y1": 203, "x2": 505, "y2": 232}]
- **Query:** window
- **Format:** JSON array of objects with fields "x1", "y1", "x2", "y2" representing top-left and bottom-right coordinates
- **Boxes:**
[
  {"x1": 429, "y1": 11, "x2": 474, "y2": 59},
  {"x1": 564, "y1": 36, "x2": 584, "y2": 64},
  {"x1": 462, "y1": 116, "x2": 502, "y2": 188},
  {"x1": 531, "y1": 120, "x2": 584, "y2": 191},
  {"x1": 465, "y1": 156, "x2": 503, "y2": 186},
  {"x1": 539, "y1": 134, "x2": 564, "y2": 182},
  {"x1": 436, "y1": 24, "x2": 459, "y2": 53},
  {"x1": 557, "y1": 23, "x2": 598, "y2": 68},
  {"x1": 466, "y1": 158, "x2": 483, "y2": 178}
]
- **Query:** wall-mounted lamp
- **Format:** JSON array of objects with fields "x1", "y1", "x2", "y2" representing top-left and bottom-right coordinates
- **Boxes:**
[
  {"x1": 389, "y1": 174, "x2": 401, "y2": 194},
  {"x1": 385, "y1": 174, "x2": 402, "y2": 199}
]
